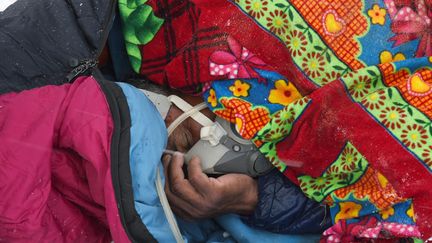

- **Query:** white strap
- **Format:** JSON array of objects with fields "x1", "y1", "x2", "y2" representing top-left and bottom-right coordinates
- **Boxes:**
[
  {"x1": 168, "y1": 95, "x2": 213, "y2": 127},
  {"x1": 155, "y1": 166, "x2": 185, "y2": 243},
  {"x1": 167, "y1": 102, "x2": 211, "y2": 137}
]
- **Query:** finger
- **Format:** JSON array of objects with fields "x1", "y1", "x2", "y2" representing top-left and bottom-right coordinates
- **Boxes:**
[
  {"x1": 162, "y1": 154, "x2": 172, "y2": 169},
  {"x1": 187, "y1": 156, "x2": 212, "y2": 195},
  {"x1": 164, "y1": 171, "x2": 201, "y2": 219},
  {"x1": 164, "y1": 180, "x2": 206, "y2": 219},
  {"x1": 169, "y1": 203, "x2": 195, "y2": 221},
  {"x1": 168, "y1": 152, "x2": 186, "y2": 183},
  {"x1": 162, "y1": 154, "x2": 171, "y2": 177},
  {"x1": 167, "y1": 153, "x2": 203, "y2": 203}
]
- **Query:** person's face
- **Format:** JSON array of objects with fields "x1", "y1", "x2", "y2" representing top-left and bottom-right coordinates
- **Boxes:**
[{"x1": 164, "y1": 94, "x2": 215, "y2": 153}]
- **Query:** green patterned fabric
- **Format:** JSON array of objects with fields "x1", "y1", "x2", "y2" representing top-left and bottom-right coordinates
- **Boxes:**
[{"x1": 118, "y1": 0, "x2": 164, "y2": 72}]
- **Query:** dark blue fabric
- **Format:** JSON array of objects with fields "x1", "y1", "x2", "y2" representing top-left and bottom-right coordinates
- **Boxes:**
[
  {"x1": 244, "y1": 169, "x2": 332, "y2": 234},
  {"x1": 0, "y1": 0, "x2": 115, "y2": 94},
  {"x1": 107, "y1": 13, "x2": 136, "y2": 81}
]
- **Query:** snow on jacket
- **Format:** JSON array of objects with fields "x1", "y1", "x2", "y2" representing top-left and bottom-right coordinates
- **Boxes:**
[{"x1": 0, "y1": 76, "x2": 132, "y2": 242}]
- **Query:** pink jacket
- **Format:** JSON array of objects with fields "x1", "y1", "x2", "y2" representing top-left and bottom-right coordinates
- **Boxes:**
[{"x1": 0, "y1": 76, "x2": 130, "y2": 243}]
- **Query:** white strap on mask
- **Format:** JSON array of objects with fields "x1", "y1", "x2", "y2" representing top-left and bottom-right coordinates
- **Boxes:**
[
  {"x1": 167, "y1": 95, "x2": 213, "y2": 137},
  {"x1": 156, "y1": 167, "x2": 185, "y2": 243}
]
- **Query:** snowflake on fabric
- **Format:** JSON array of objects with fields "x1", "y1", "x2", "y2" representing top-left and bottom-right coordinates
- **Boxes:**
[
  {"x1": 273, "y1": 106, "x2": 296, "y2": 125},
  {"x1": 284, "y1": 30, "x2": 307, "y2": 57},
  {"x1": 361, "y1": 90, "x2": 386, "y2": 110},
  {"x1": 379, "y1": 106, "x2": 408, "y2": 130},
  {"x1": 301, "y1": 52, "x2": 325, "y2": 79},
  {"x1": 340, "y1": 147, "x2": 359, "y2": 172},
  {"x1": 348, "y1": 75, "x2": 372, "y2": 99},
  {"x1": 265, "y1": 9, "x2": 289, "y2": 35},
  {"x1": 401, "y1": 124, "x2": 428, "y2": 149},
  {"x1": 244, "y1": 0, "x2": 269, "y2": 18},
  {"x1": 422, "y1": 145, "x2": 432, "y2": 166},
  {"x1": 321, "y1": 71, "x2": 341, "y2": 85}
]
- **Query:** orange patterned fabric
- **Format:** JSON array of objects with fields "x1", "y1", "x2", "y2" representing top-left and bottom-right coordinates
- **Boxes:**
[
  {"x1": 326, "y1": 168, "x2": 405, "y2": 210},
  {"x1": 380, "y1": 63, "x2": 432, "y2": 119},
  {"x1": 214, "y1": 98, "x2": 271, "y2": 140},
  {"x1": 291, "y1": 0, "x2": 368, "y2": 70}
]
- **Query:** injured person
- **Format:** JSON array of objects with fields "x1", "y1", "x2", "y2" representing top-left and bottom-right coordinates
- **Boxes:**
[
  {"x1": 139, "y1": 81, "x2": 330, "y2": 231},
  {"x1": 0, "y1": 75, "x2": 327, "y2": 243},
  {"x1": 117, "y1": 0, "x2": 432, "y2": 241}
]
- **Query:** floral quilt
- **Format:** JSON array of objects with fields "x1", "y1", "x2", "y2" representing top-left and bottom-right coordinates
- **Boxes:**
[{"x1": 120, "y1": 0, "x2": 432, "y2": 241}]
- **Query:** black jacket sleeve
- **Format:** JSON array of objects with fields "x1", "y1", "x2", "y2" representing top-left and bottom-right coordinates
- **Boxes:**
[{"x1": 243, "y1": 169, "x2": 332, "y2": 234}]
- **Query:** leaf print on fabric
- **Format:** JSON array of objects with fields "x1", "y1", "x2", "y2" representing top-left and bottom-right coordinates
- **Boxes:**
[
  {"x1": 262, "y1": 126, "x2": 291, "y2": 141},
  {"x1": 268, "y1": 79, "x2": 302, "y2": 106},
  {"x1": 256, "y1": 96, "x2": 311, "y2": 143},
  {"x1": 340, "y1": 66, "x2": 384, "y2": 101},
  {"x1": 119, "y1": 0, "x2": 164, "y2": 73},
  {"x1": 329, "y1": 168, "x2": 405, "y2": 211},
  {"x1": 309, "y1": 177, "x2": 332, "y2": 191},
  {"x1": 258, "y1": 141, "x2": 287, "y2": 172},
  {"x1": 273, "y1": 107, "x2": 296, "y2": 125}
]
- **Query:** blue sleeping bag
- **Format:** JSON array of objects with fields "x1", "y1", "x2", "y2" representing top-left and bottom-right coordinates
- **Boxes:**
[{"x1": 116, "y1": 82, "x2": 321, "y2": 243}]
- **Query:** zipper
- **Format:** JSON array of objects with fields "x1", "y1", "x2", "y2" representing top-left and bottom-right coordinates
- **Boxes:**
[
  {"x1": 96, "y1": 0, "x2": 117, "y2": 58},
  {"x1": 66, "y1": 59, "x2": 98, "y2": 82}
]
